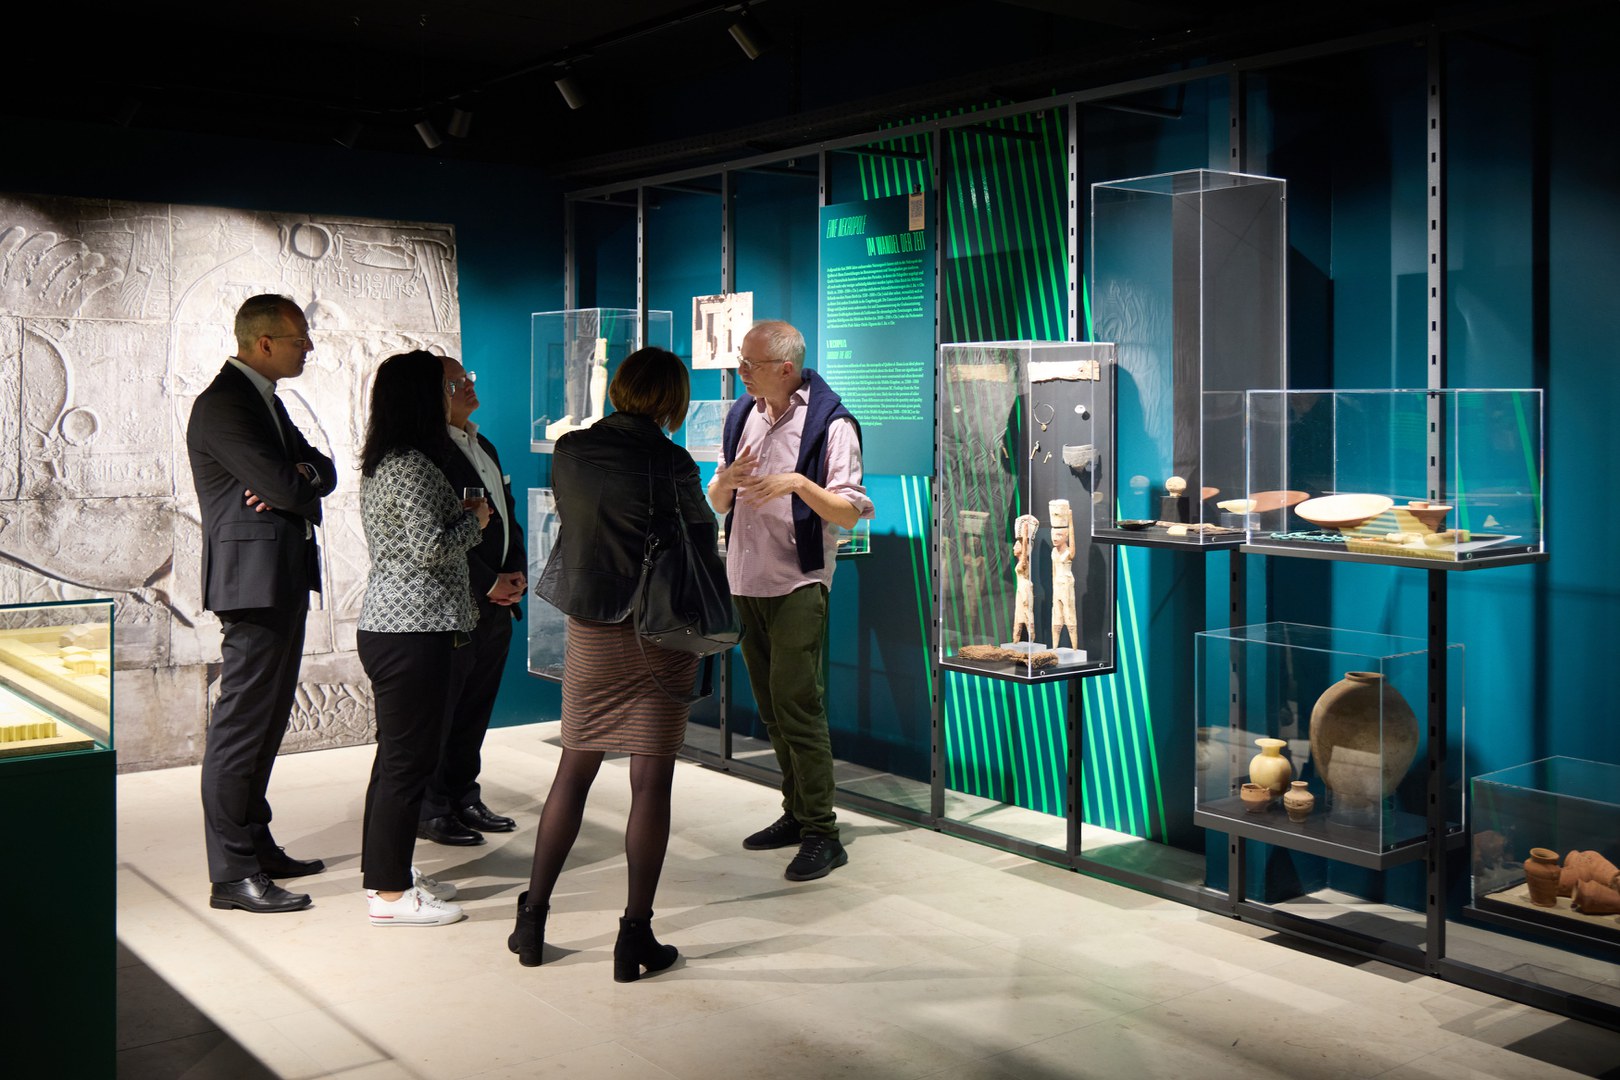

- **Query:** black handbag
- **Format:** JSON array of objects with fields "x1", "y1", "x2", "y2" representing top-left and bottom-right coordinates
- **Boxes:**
[{"x1": 631, "y1": 460, "x2": 741, "y2": 702}]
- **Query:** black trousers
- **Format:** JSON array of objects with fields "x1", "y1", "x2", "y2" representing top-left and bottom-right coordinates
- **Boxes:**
[
  {"x1": 421, "y1": 605, "x2": 514, "y2": 820},
  {"x1": 357, "y1": 629, "x2": 458, "y2": 892},
  {"x1": 201, "y1": 605, "x2": 308, "y2": 883}
]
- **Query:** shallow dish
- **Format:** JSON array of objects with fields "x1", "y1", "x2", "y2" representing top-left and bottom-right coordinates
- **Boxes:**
[
  {"x1": 1403, "y1": 501, "x2": 1453, "y2": 532},
  {"x1": 1247, "y1": 489, "x2": 1310, "y2": 513},
  {"x1": 1115, "y1": 519, "x2": 1155, "y2": 531},
  {"x1": 1295, "y1": 493, "x2": 1394, "y2": 530}
]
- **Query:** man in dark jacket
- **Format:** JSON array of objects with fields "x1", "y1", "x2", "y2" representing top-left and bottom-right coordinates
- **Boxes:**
[
  {"x1": 708, "y1": 320, "x2": 873, "y2": 882},
  {"x1": 186, "y1": 294, "x2": 335, "y2": 913},
  {"x1": 416, "y1": 355, "x2": 528, "y2": 846}
]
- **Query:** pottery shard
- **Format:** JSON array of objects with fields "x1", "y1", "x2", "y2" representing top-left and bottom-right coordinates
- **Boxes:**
[
  {"x1": 1564, "y1": 849, "x2": 1620, "y2": 892},
  {"x1": 1573, "y1": 879, "x2": 1620, "y2": 916},
  {"x1": 958, "y1": 645, "x2": 1009, "y2": 662}
]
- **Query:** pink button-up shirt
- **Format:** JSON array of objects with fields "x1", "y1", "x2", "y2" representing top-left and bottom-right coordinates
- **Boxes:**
[{"x1": 719, "y1": 385, "x2": 874, "y2": 598}]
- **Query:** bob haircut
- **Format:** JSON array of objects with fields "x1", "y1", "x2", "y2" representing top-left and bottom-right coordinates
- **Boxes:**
[
  {"x1": 608, "y1": 346, "x2": 690, "y2": 431},
  {"x1": 360, "y1": 350, "x2": 452, "y2": 476}
]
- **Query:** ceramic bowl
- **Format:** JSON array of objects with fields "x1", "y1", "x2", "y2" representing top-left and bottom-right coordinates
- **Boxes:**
[
  {"x1": 1217, "y1": 499, "x2": 1257, "y2": 514},
  {"x1": 1295, "y1": 493, "x2": 1394, "y2": 530},
  {"x1": 1403, "y1": 501, "x2": 1453, "y2": 532},
  {"x1": 1247, "y1": 489, "x2": 1310, "y2": 513},
  {"x1": 1115, "y1": 519, "x2": 1154, "y2": 531}
]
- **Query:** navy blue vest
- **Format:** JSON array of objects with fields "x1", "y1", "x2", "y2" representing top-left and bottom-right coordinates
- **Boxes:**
[{"x1": 721, "y1": 369, "x2": 860, "y2": 574}]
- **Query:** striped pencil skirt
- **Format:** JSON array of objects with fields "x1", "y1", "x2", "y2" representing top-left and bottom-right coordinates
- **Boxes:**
[{"x1": 560, "y1": 616, "x2": 698, "y2": 756}]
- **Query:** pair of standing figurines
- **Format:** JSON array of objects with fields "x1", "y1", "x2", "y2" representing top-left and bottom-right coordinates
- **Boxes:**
[{"x1": 1241, "y1": 737, "x2": 1315, "y2": 822}]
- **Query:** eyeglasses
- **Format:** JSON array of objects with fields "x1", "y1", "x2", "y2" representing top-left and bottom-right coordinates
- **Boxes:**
[
  {"x1": 266, "y1": 334, "x2": 312, "y2": 348},
  {"x1": 445, "y1": 372, "x2": 476, "y2": 394},
  {"x1": 444, "y1": 380, "x2": 461, "y2": 394},
  {"x1": 737, "y1": 357, "x2": 778, "y2": 374}
]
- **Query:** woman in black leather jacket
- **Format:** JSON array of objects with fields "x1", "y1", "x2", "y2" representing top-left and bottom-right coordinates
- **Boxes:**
[{"x1": 513, "y1": 346, "x2": 719, "y2": 981}]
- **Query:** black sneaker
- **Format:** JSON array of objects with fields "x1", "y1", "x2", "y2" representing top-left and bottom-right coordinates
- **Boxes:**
[
  {"x1": 742, "y1": 813, "x2": 802, "y2": 851},
  {"x1": 784, "y1": 834, "x2": 847, "y2": 881}
]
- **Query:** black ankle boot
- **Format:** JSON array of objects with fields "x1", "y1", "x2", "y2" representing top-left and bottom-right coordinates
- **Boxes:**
[
  {"x1": 613, "y1": 912, "x2": 677, "y2": 983},
  {"x1": 508, "y1": 891, "x2": 548, "y2": 967}
]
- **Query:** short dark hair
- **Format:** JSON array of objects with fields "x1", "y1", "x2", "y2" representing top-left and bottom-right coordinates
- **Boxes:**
[
  {"x1": 608, "y1": 347, "x2": 690, "y2": 431},
  {"x1": 360, "y1": 350, "x2": 452, "y2": 476},
  {"x1": 234, "y1": 294, "x2": 299, "y2": 352}
]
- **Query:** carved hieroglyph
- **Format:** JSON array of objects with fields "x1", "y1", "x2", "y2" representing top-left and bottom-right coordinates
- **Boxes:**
[{"x1": 0, "y1": 192, "x2": 461, "y2": 771}]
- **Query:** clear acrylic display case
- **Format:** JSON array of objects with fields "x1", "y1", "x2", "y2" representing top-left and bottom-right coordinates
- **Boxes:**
[
  {"x1": 1090, "y1": 170, "x2": 1287, "y2": 548},
  {"x1": 0, "y1": 600, "x2": 114, "y2": 760},
  {"x1": 526, "y1": 488, "x2": 566, "y2": 682},
  {"x1": 530, "y1": 308, "x2": 673, "y2": 452},
  {"x1": 1193, "y1": 623, "x2": 1464, "y2": 868},
  {"x1": 937, "y1": 341, "x2": 1115, "y2": 681},
  {"x1": 1241, "y1": 389, "x2": 1545, "y2": 567},
  {"x1": 1471, "y1": 757, "x2": 1620, "y2": 949}
]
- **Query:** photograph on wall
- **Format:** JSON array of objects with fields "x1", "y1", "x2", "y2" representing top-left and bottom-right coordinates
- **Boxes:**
[{"x1": 691, "y1": 291, "x2": 753, "y2": 369}]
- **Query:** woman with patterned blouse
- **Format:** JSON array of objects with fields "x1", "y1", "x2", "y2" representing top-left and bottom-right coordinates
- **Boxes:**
[{"x1": 356, "y1": 350, "x2": 491, "y2": 927}]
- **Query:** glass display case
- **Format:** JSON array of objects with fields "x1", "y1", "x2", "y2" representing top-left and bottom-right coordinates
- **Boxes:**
[
  {"x1": 1241, "y1": 389, "x2": 1545, "y2": 567},
  {"x1": 936, "y1": 341, "x2": 1115, "y2": 681},
  {"x1": 1471, "y1": 757, "x2": 1620, "y2": 949},
  {"x1": 1193, "y1": 622, "x2": 1463, "y2": 868},
  {"x1": 526, "y1": 488, "x2": 566, "y2": 682},
  {"x1": 1090, "y1": 169, "x2": 1287, "y2": 548},
  {"x1": 0, "y1": 600, "x2": 114, "y2": 760},
  {"x1": 531, "y1": 308, "x2": 674, "y2": 452}
]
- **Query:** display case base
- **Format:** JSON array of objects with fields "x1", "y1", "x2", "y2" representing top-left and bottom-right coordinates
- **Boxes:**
[
  {"x1": 1472, "y1": 887, "x2": 1620, "y2": 952},
  {"x1": 1195, "y1": 796, "x2": 1460, "y2": 870}
]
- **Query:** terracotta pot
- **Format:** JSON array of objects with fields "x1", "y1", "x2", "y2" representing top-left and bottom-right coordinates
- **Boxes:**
[
  {"x1": 1523, "y1": 848, "x2": 1561, "y2": 907},
  {"x1": 1573, "y1": 879, "x2": 1620, "y2": 916},
  {"x1": 1308, "y1": 671, "x2": 1419, "y2": 817},
  {"x1": 1249, "y1": 738, "x2": 1293, "y2": 796},
  {"x1": 1239, "y1": 783, "x2": 1271, "y2": 814},
  {"x1": 1282, "y1": 781, "x2": 1315, "y2": 823},
  {"x1": 1581, "y1": 850, "x2": 1620, "y2": 890}
]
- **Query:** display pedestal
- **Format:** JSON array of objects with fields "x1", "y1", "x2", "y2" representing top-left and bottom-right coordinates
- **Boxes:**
[{"x1": 2, "y1": 747, "x2": 114, "y2": 1073}]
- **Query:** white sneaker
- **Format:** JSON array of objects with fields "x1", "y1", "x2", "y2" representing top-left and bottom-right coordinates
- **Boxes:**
[
  {"x1": 365, "y1": 867, "x2": 457, "y2": 902},
  {"x1": 367, "y1": 886, "x2": 464, "y2": 927}
]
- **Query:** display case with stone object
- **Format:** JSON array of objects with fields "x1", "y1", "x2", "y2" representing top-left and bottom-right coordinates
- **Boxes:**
[
  {"x1": 1091, "y1": 169, "x2": 1287, "y2": 548},
  {"x1": 1469, "y1": 758, "x2": 1620, "y2": 950},
  {"x1": 1241, "y1": 389, "x2": 1546, "y2": 567},
  {"x1": 935, "y1": 340, "x2": 1115, "y2": 682},
  {"x1": 1193, "y1": 623, "x2": 1464, "y2": 868},
  {"x1": 0, "y1": 600, "x2": 115, "y2": 760},
  {"x1": 530, "y1": 308, "x2": 673, "y2": 452}
]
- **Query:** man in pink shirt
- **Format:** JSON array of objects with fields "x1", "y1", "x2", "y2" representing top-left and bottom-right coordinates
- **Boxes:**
[{"x1": 708, "y1": 320, "x2": 874, "y2": 881}]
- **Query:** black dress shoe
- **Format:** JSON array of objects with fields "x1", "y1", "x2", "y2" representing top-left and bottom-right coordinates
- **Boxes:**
[
  {"x1": 456, "y1": 801, "x2": 516, "y2": 833},
  {"x1": 258, "y1": 847, "x2": 325, "y2": 879},
  {"x1": 210, "y1": 873, "x2": 312, "y2": 913},
  {"x1": 416, "y1": 815, "x2": 485, "y2": 846}
]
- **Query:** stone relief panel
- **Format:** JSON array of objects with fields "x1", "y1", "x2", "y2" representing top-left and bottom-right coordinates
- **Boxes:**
[
  {"x1": 1, "y1": 191, "x2": 461, "y2": 770},
  {"x1": 1, "y1": 317, "x2": 19, "y2": 501}
]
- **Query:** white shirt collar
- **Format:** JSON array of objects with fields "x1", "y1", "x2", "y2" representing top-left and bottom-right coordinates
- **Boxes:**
[{"x1": 226, "y1": 356, "x2": 276, "y2": 403}]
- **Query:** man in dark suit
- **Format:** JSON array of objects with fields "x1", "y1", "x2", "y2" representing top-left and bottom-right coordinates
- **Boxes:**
[
  {"x1": 186, "y1": 294, "x2": 336, "y2": 913},
  {"x1": 416, "y1": 354, "x2": 527, "y2": 846}
]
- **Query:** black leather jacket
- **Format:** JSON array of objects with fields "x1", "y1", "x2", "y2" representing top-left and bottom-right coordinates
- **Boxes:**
[{"x1": 536, "y1": 410, "x2": 715, "y2": 623}]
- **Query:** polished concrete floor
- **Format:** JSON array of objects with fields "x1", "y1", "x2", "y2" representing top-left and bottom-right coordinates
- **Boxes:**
[{"x1": 117, "y1": 724, "x2": 1620, "y2": 1079}]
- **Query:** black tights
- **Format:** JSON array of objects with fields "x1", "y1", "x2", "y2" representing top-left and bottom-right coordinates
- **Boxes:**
[{"x1": 526, "y1": 748, "x2": 676, "y2": 919}]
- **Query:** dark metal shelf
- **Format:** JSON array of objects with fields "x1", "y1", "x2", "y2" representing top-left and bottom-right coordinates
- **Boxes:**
[
  {"x1": 1195, "y1": 796, "x2": 1462, "y2": 870},
  {"x1": 1240, "y1": 541, "x2": 1548, "y2": 571},
  {"x1": 1094, "y1": 527, "x2": 1246, "y2": 551}
]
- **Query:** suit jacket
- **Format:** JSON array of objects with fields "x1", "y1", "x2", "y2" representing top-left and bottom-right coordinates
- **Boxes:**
[
  {"x1": 187, "y1": 362, "x2": 335, "y2": 612},
  {"x1": 441, "y1": 427, "x2": 527, "y2": 621}
]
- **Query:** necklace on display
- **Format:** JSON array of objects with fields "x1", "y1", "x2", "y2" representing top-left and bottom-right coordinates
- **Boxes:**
[{"x1": 1032, "y1": 402, "x2": 1055, "y2": 431}]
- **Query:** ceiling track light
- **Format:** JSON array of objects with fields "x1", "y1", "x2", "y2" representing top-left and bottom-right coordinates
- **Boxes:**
[
  {"x1": 728, "y1": 11, "x2": 770, "y2": 60},
  {"x1": 554, "y1": 70, "x2": 586, "y2": 110},
  {"x1": 447, "y1": 107, "x2": 473, "y2": 138},
  {"x1": 415, "y1": 118, "x2": 442, "y2": 149}
]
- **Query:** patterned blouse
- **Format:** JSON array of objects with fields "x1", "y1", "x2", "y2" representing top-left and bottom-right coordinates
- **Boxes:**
[{"x1": 358, "y1": 448, "x2": 482, "y2": 633}]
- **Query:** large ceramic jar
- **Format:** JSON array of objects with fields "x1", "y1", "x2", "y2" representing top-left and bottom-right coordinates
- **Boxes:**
[
  {"x1": 1249, "y1": 737, "x2": 1293, "y2": 796},
  {"x1": 1523, "y1": 848, "x2": 1561, "y2": 906},
  {"x1": 1308, "y1": 671, "x2": 1419, "y2": 815}
]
